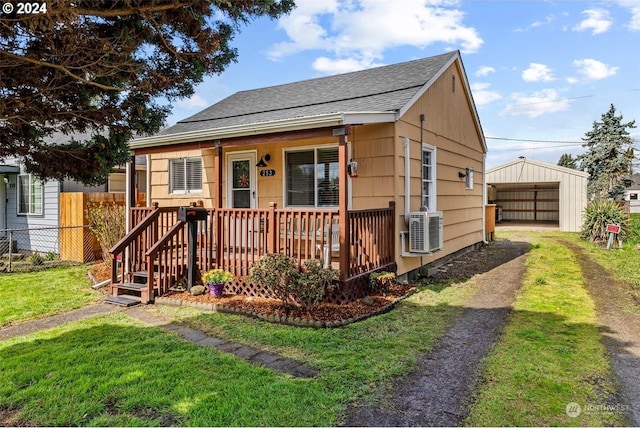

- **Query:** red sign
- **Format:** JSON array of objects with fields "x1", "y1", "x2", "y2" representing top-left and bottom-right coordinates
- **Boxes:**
[{"x1": 606, "y1": 224, "x2": 621, "y2": 234}]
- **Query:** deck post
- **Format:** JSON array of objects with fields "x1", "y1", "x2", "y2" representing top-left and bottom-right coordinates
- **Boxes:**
[
  {"x1": 268, "y1": 202, "x2": 277, "y2": 254},
  {"x1": 338, "y1": 128, "x2": 350, "y2": 281},
  {"x1": 214, "y1": 144, "x2": 223, "y2": 267}
]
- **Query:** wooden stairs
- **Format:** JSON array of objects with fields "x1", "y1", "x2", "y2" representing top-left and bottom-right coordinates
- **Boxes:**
[{"x1": 104, "y1": 271, "x2": 157, "y2": 307}]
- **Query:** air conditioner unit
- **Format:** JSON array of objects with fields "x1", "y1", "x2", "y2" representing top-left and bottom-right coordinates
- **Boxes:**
[{"x1": 408, "y1": 211, "x2": 443, "y2": 253}]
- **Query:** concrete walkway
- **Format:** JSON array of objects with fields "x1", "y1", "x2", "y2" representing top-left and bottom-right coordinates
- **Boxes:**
[{"x1": 0, "y1": 304, "x2": 318, "y2": 379}]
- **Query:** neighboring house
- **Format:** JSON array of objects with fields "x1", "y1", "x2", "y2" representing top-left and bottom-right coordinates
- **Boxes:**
[
  {"x1": 486, "y1": 157, "x2": 589, "y2": 232},
  {"x1": 624, "y1": 173, "x2": 640, "y2": 214},
  {"x1": 115, "y1": 50, "x2": 488, "y2": 305},
  {"x1": 0, "y1": 132, "x2": 147, "y2": 256}
]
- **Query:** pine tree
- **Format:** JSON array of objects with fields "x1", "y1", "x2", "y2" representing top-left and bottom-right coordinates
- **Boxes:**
[
  {"x1": 577, "y1": 104, "x2": 636, "y2": 200},
  {"x1": 557, "y1": 153, "x2": 577, "y2": 169},
  {"x1": 0, "y1": 0, "x2": 294, "y2": 185}
]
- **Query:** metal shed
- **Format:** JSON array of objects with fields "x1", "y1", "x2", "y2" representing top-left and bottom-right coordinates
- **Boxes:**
[{"x1": 486, "y1": 157, "x2": 588, "y2": 232}]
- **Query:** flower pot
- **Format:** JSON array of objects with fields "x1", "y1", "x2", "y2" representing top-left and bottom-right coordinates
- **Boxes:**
[{"x1": 208, "y1": 283, "x2": 225, "y2": 297}]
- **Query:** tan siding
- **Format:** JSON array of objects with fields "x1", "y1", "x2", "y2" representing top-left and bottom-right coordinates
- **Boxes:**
[
  {"x1": 351, "y1": 123, "x2": 396, "y2": 210},
  {"x1": 393, "y1": 60, "x2": 486, "y2": 276}
]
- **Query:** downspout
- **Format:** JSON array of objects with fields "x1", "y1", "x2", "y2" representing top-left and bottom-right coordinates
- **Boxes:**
[
  {"x1": 145, "y1": 155, "x2": 151, "y2": 207},
  {"x1": 403, "y1": 136, "x2": 411, "y2": 226},
  {"x1": 125, "y1": 160, "x2": 132, "y2": 234},
  {"x1": 482, "y1": 152, "x2": 488, "y2": 244},
  {"x1": 403, "y1": 114, "x2": 425, "y2": 226}
]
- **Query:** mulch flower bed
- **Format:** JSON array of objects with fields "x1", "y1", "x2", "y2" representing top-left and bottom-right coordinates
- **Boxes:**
[{"x1": 158, "y1": 284, "x2": 417, "y2": 328}]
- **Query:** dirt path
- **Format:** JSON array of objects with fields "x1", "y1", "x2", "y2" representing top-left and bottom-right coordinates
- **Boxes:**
[
  {"x1": 342, "y1": 239, "x2": 531, "y2": 426},
  {"x1": 563, "y1": 240, "x2": 640, "y2": 426}
]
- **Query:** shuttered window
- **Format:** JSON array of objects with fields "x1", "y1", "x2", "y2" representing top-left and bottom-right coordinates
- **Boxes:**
[
  {"x1": 169, "y1": 157, "x2": 202, "y2": 194},
  {"x1": 285, "y1": 147, "x2": 338, "y2": 207},
  {"x1": 17, "y1": 174, "x2": 43, "y2": 215}
]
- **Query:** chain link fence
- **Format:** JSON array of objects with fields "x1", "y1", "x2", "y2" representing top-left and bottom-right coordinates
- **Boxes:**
[{"x1": 0, "y1": 226, "x2": 101, "y2": 273}]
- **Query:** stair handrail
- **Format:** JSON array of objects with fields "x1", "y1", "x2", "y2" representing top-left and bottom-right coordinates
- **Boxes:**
[
  {"x1": 145, "y1": 220, "x2": 187, "y2": 298},
  {"x1": 109, "y1": 207, "x2": 161, "y2": 285}
]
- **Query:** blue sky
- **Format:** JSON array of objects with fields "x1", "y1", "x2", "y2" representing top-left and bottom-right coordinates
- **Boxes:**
[{"x1": 166, "y1": 0, "x2": 640, "y2": 169}]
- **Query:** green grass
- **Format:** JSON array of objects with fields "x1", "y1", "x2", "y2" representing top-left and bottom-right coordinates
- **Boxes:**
[
  {"x1": 1, "y1": 233, "x2": 632, "y2": 426},
  {"x1": 466, "y1": 233, "x2": 626, "y2": 426},
  {"x1": 0, "y1": 265, "x2": 100, "y2": 327},
  {"x1": 0, "y1": 268, "x2": 479, "y2": 426},
  {"x1": 574, "y1": 213, "x2": 640, "y2": 304}
]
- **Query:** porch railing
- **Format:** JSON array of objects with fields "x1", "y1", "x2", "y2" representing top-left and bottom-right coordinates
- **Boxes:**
[{"x1": 112, "y1": 201, "x2": 395, "y2": 300}]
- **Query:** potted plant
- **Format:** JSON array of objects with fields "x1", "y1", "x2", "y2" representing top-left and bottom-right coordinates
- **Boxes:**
[{"x1": 201, "y1": 268, "x2": 234, "y2": 297}]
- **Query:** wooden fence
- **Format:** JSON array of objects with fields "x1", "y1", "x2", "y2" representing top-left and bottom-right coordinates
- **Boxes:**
[{"x1": 59, "y1": 192, "x2": 126, "y2": 263}]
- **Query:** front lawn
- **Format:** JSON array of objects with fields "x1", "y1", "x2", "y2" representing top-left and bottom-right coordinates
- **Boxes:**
[
  {"x1": 0, "y1": 265, "x2": 100, "y2": 327},
  {"x1": 0, "y1": 269, "x2": 476, "y2": 426}
]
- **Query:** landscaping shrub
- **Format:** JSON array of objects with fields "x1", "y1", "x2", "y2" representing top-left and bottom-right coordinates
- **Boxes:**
[
  {"x1": 580, "y1": 199, "x2": 629, "y2": 243},
  {"x1": 85, "y1": 202, "x2": 126, "y2": 262},
  {"x1": 294, "y1": 259, "x2": 339, "y2": 311},
  {"x1": 369, "y1": 271, "x2": 395, "y2": 296},
  {"x1": 249, "y1": 253, "x2": 300, "y2": 307}
]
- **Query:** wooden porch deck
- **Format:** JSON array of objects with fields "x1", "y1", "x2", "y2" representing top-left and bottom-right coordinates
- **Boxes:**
[{"x1": 110, "y1": 202, "x2": 396, "y2": 304}]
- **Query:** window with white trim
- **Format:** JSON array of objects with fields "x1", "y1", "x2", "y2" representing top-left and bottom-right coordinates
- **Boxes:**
[
  {"x1": 17, "y1": 174, "x2": 43, "y2": 215},
  {"x1": 465, "y1": 167, "x2": 474, "y2": 190},
  {"x1": 169, "y1": 157, "x2": 202, "y2": 194},
  {"x1": 421, "y1": 144, "x2": 436, "y2": 211},
  {"x1": 285, "y1": 147, "x2": 338, "y2": 207}
]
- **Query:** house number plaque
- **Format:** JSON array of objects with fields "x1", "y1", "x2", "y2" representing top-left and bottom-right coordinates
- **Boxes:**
[{"x1": 260, "y1": 169, "x2": 276, "y2": 177}]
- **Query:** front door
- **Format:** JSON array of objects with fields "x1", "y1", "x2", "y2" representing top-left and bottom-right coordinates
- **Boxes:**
[{"x1": 227, "y1": 152, "x2": 257, "y2": 208}]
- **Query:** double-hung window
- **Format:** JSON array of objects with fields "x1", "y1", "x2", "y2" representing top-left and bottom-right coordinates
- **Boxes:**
[
  {"x1": 169, "y1": 157, "x2": 202, "y2": 194},
  {"x1": 421, "y1": 144, "x2": 437, "y2": 211},
  {"x1": 285, "y1": 147, "x2": 338, "y2": 207},
  {"x1": 17, "y1": 174, "x2": 43, "y2": 215}
]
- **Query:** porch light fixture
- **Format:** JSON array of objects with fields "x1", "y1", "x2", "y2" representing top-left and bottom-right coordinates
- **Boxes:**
[
  {"x1": 256, "y1": 154, "x2": 271, "y2": 167},
  {"x1": 348, "y1": 159, "x2": 358, "y2": 178}
]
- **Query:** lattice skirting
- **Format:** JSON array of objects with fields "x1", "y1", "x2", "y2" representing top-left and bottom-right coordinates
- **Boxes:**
[{"x1": 224, "y1": 263, "x2": 397, "y2": 305}]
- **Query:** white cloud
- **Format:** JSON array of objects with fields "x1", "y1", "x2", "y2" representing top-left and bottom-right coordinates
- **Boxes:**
[
  {"x1": 177, "y1": 94, "x2": 208, "y2": 109},
  {"x1": 312, "y1": 56, "x2": 384, "y2": 75},
  {"x1": 268, "y1": 0, "x2": 483, "y2": 72},
  {"x1": 471, "y1": 82, "x2": 501, "y2": 106},
  {"x1": 522, "y1": 63, "x2": 554, "y2": 82},
  {"x1": 572, "y1": 58, "x2": 619, "y2": 80},
  {"x1": 500, "y1": 89, "x2": 571, "y2": 118},
  {"x1": 530, "y1": 14, "x2": 555, "y2": 28},
  {"x1": 573, "y1": 9, "x2": 612, "y2": 35},
  {"x1": 476, "y1": 66, "x2": 495, "y2": 77},
  {"x1": 613, "y1": 0, "x2": 640, "y2": 30}
]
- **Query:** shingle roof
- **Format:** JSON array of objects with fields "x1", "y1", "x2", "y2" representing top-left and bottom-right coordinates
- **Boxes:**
[{"x1": 159, "y1": 51, "x2": 458, "y2": 136}]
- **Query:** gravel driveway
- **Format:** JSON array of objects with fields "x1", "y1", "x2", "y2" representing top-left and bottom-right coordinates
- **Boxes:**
[{"x1": 342, "y1": 239, "x2": 531, "y2": 426}]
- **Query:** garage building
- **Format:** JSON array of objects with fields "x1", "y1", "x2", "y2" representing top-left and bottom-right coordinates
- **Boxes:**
[{"x1": 486, "y1": 157, "x2": 588, "y2": 232}]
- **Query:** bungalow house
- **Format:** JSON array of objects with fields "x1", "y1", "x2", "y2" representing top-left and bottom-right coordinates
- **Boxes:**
[{"x1": 111, "y1": 50, "x2": 488, "y2": 305}]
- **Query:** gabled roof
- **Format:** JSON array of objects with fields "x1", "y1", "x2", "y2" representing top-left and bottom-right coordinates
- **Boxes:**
[
  {"x1": 487, "y1": 157, "x2": 589, "y2": 178},
  {"x1": 132, "y1": 51, "x2": 481, "y2": 149}
]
